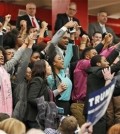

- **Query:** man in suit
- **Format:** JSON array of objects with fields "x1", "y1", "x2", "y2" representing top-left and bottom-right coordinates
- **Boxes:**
[
  {"x1": 54, "y1": 2, "x2": 86, "y2": 36},
  {"x1": 16, "y1": 2, "x2": 41, "y2": 30},
  {"x1": 88, "y1": 11, "x2": 120, "y2": 44}
]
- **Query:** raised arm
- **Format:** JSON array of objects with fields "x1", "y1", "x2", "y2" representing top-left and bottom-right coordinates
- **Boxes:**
[
  {"x1": 51, "y1": 21, "x2": 78, "y2": 45},
  {"x1": 4, "y1": 44, "x2": 27, "y2": 72},
  {"x1": 15, "y1": 33, "x2": 36, "y2": 83},
  {"x1": 4, "y1": 31, "x2": 37, "y2": 72}
]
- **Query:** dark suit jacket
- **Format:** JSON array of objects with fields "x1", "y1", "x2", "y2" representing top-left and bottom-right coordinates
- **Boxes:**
[
  {"x1": 54, "y1": 13, "x2": 86, "y2": 36},
  {"x1": 88, "y1": 22, "x2": 120, "y2": 44},
  {"x1": 16, "y1": 14, "x2": 41, "y2": 30}
]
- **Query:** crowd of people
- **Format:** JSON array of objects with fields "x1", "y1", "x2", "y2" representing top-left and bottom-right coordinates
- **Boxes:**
[{"x1": 0, "y1": 1, "x2": 120, "y2": 134}]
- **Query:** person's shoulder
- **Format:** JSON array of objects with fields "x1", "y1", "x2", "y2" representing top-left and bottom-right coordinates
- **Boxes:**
[
  {"x1": 106, "y1": 25, "x2": 113, "y2": 31},
  {"x1": 72, "y1": 17, "x2": 79, "y2": 24},
  {"x1": 31, "y1": 77, "x2": 43, "y2": 83},
  {"x1": 36, "y1": 18, "x2": 41, "y2": 23},
  {"x1": 87, "y1": 66, "x2": 102, "y2": 74},
  {"x1": 73, "y1": 16, "x2": 79, "y2": 21},
  {"x1": 89, "y1": 22, "x2": 97, "y2": 25},
  {"x1": 57, "y1": 13, "x2": 66, "y2": 17},
  {"x1": 18, "y1": 14, "x2": 28, "y2": 19}
]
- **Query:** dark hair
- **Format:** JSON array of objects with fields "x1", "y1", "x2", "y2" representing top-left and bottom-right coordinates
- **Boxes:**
[
  {"x1": 4, "y1": 46, "x2": 11, "y2": 50},
  {"x1": 47, "y1": 44, "x2": 57, "y2": 65},
  {"x1": 0, "y1": 113, "x2": 10, "y2": 122},
  {"x1": 91, "y1": 55, "x2": 102, "y2": 66},
  {"x1": 80, "y1": 46, "x2": 94, "y2": 59},
  {"x1": 0, "y1": 46, "x2": 7, "y2": 64},
  {"x1": 32, "y1": 59, "x2": 46, "y2": 79},
  {"x1": 32, "y1": 43, "x2": 47, "y2": 53},
  {"x1": 28, "y1": 63, "x2": 33, "y2": 70},
  {"x1": 92, "y1": 31, "x2": 102, "y2": 37},
  {"x1": 46, "y1": 44, "x2": 58, "y2": 88},
  {"x1": 27, "y1": 26, "x2": 35, "y2": 34},
  {"x1": 102, "y1": 32, "x2": 107, "y2": 39},
  {"x1": 0, "y1": 16, "x2": 4, "y2": 23},
  {"x1": 31, "y1": 51, "x2": 40, "y2": 56},
  {"x1": 98, "y1": 11, "x2": 108, "y2": 14},
  {"x1": 3, "y1": 29, "x2": 19, "y2": 48}
]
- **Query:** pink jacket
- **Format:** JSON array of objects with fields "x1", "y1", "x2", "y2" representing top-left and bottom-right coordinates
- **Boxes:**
[
  {"x1": 72, "y1": 59, "x2": 91, "y2": 101},
  {"x1": 100, "y1": 46, "x2": 115, "y2": 58},
  {"x1": 0, "y1": 66, "x2": 12, "y2": 116}
]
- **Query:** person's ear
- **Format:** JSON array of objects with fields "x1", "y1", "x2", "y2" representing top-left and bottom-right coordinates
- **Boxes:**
[
  {"x1": 85, "y1": 54, "x2": 90, "y2": 60},
  {"x1": 96, "y1": 62, "x2": 101, "y2": 67},
  {"x1": 53, "y1": 61, "x2": 56, "y2": 66}
]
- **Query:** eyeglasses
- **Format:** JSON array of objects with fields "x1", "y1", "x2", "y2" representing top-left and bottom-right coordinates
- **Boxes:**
[{"x1": 69, "y1": 8, "x2": 76, "y2": 11}]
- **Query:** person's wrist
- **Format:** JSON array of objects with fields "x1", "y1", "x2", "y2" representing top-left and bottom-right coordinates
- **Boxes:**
[
  {"x1": 57, "y1": 88, "x2": 61, "y2": 93},
  {"x1": 81, "y1": 41, "x2": 86, "y2": 44},
  {"x1": 24, "y1": 42, "x2": 29, "y2": 46},
  {"x1": 61, "y1": 26, "x2": 68, "y2": 31},
  {"x1": 28, "y1": 44, "x2": 33, "y2": 48},
  {"x1": 105, "y1": 77, "x2": 112, "y2": 81},
  {"x1": 81, "y1": 42, "x2": 86, "y2": 43}
]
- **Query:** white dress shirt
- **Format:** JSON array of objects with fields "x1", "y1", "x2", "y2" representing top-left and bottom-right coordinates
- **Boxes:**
[{"x1": 99, "y1": 23, "x2": 107, "y2": 33}]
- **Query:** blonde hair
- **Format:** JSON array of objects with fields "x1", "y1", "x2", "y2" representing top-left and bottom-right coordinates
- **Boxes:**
[{"x1": 0, "y1": 118, "x2": 26, "y2": 134}]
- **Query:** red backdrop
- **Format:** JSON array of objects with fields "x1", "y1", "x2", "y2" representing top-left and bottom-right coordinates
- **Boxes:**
[
  {"x1": 52, "y1": 0, "x2": 70, "y2": 32},
  {"x1": 0, "y1": 2, "x2": 52, "y2": 28},
  {"x1": 71, "y1": 0, "x2": 88, "y2": 31}
]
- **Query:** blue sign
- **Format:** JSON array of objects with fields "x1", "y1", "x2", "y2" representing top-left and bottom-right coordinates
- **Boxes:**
[{"x1": 87, "y1": 79, "x2": 116, "y2": 125}]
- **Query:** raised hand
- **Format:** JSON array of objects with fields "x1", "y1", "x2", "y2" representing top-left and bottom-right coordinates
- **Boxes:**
[
  {"x1": 64, "y1": 21, "x2": 78, "y2": 29},
  {"x1": 57, "y1": 82, "x2": 67, "y2": 93},
  {"x1": 81, "y1": 122, "x2": 93, "y2": 134},
  {"x1": 5, "y1": 14, "x2": 11, "y2": 23},
  {"x1": 102, "y1": 33, "x2": 113, "y2": 48},
  {"x1": 41, "y1": 21, "x2": 48, "y2": 29},
  {"x1": 20, "y1": 20, "x2": 27, "y2": 29},
  {"x1": 102, "y1": 67, "x2": 114, "y2": 81}
]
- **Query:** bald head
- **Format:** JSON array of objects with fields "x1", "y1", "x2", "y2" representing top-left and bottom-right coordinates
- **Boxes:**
[{"x1": 26, "y1": 2, "x2": 36, "y2": 17}]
